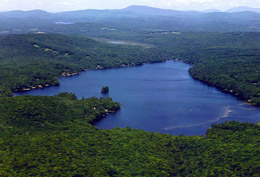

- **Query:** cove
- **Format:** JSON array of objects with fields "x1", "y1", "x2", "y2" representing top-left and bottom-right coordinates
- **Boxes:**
[{"x1": 15, "y1": 60, "x2": 260, "y2": 135}]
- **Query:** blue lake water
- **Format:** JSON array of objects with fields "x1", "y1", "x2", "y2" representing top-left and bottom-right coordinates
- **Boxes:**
[{"x1": 15, "y1": 60, "x2": 260, "y2": 135}]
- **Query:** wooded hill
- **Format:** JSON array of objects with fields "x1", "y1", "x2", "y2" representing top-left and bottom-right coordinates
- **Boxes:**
[
  {"x1": 0, "y1": 33, "x2": 168, "y2": 97},
  {"x1": 94, "y1": 31, "x2": 260, "y2": 106},
  {"x1": 0, "y1": 93, "x2": 259, "y2": 176},
  {"x1": 0, "y1": 32, "x2": 260, "y2": 176},
  {"x1": 1, "y1": 6, "x2": 260, "y2": 34},
  {"x1": 1, "y1": 32, "x2": 260, "y2": 106}
]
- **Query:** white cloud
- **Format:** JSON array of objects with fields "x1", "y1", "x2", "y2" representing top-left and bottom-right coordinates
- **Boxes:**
[{"x1": 56, "y1": 1, "x2": 71, "y2": 6}]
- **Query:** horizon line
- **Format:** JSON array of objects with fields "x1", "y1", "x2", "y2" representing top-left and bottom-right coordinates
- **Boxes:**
[{"x1": 0, "y1": 5, "x2": 258, "y2": 13}]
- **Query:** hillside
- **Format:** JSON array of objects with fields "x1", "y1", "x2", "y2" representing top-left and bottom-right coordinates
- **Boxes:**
[
  {"x1": 1, "y1": 5, "x2": 260, "y2": 176},
  {"x1": 227, "y1": 6, "x2": 260, "y2": 13},
  {"x1": 0, "y1": 33, "x2": 168, "y2": 96},
  {"x1": 1, "y1": 6, "x2": 260, "y2": 34},
  {"x1": 1, "y1": 32, "x2": 260, "y2": 107},
  {"x1": 90, "y1": 31, "x2": 260, "y2": 106},
  {"x1": 0, "y1": 15, "x2": 259, "y2": 177},
  {"x1": 0, "y1": 93, "x2": 260, "y2": 176},
  {"x1": 122, "y1": 5, "x2": 200, "y2": 16}
]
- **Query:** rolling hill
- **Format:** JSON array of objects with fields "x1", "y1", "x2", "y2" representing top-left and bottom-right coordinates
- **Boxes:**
[
  {"x1": 227, "y1": 6, "x2": 260, "y2": 13},
  {"x1": 1, "y1": 6, "x2": 260, "y2": 34},
  {"x1": 0, "y1": 33, "x2": 168, "y2": 96}
]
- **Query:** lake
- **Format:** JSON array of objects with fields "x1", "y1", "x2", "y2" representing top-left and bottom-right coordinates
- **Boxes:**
[{"x1": 15, "y1": 60, "x2": 260, "y2": 135}]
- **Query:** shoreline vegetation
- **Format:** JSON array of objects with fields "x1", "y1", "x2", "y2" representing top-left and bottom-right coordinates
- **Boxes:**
[
  {"x1": 0, "y1": 7, "x2": 260, "y2": 175},
  {"x1": 13, "y1": 60, "x2": 165, "y2": 93},
  {"x1": 2, "y1": 32, "x2": 259, "y2": 107},
  {"x1": 14, "y1": 58, "x2": 259, "y2": 109},
  {"x1": 0, "y1": 33, "x2": 169, "y2": 96},
  {"x1": 1, "y1": 94, "x2": 260, "y2": 176},
  {"x1": 0, "y1": 33, "x2": 260, "y2": 176}
]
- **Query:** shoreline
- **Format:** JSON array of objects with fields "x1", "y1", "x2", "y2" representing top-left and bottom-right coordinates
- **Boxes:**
[
  {"x1": 174, "y1": 59, "x2": 259, "y2": 108},
  {"x1": 13, "y1": 59, "x2": 259, "y2": 108},
  {"x1": 89, "y1": 109, "x2": 120, "y2": 125},
  {"x1": 188, "y1": 70, "x2": 259, "y2": 108},
  {"x1": 13, "y1": 59, "x2": 168, "y2": 94}
]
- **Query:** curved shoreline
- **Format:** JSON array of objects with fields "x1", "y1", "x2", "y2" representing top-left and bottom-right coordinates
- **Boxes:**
[
  {"x1": 188, "y1": 69, "x2": 259, "y2": 108},
  {"x1": 13, "y1": 59, "x2": 259, "y2": 109},
  {"x1": 175, "y1": 59, "x2": 259, "y2": 108},
  {"x1": 13, "y1": 60, "x2": 260, "y2": 134},
  {"x1": 13, "y1": 59, "x2": 168, "y2": 94}
]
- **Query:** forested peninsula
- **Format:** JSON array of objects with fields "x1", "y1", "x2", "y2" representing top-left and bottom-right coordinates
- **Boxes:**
[{"x1": 1, "y1": 94, "x2": 260, "y2": 176}]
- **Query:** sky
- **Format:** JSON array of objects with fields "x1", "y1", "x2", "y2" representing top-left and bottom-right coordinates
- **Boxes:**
[{"x1": 0, "y1": 0, "x2": 260, "y2": 12}]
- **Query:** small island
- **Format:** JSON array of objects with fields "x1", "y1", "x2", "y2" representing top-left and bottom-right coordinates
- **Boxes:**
[{"x1": 101, "y1": 86, "x2": 109, "y2": 94}]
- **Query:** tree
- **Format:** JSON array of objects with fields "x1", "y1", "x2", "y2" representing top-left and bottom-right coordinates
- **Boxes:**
[{"x1": 101, "y1": 86, "x2": 109, "y2": 94}]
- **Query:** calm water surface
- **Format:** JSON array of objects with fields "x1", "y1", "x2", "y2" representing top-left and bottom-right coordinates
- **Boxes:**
[{"x1": 15, "y1": 61, "x2": 260, "y2": 135}]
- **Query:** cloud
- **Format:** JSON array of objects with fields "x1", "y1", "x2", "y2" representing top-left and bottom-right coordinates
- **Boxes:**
[{"x1": 56, "y1": 1, "x2": 71, "y2": 6}]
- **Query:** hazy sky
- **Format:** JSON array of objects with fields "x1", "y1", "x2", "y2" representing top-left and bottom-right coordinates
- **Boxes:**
[{"x1": 0, "y1": 0, "x2": 260, "y2": 12}]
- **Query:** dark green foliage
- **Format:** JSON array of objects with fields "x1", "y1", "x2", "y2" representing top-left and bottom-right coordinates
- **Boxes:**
[
  {"x1": 118, "y1": 32, "x2": 260, "y2": 106},
  {"x1": 57, "y1": 29, "x2": 260, "y2": 107},
  {"x1": 0, "y1": 33, "x2": 168, "y2": 96},
  {"x1": 0, "y1": 86, "x2": 13, "y2": 97},
  {"x1": 0, "y1": 28, "x2": 260, "y2": 176},
  {"x1": 0, "y1": 93, "x2": 120, "y2": 131},
  {"x1": 101, "y1": 86, "x2": 109, "y2": 94},
  {"x1": 0, "y1": 95, "x2": 259, "y2": 176},
  {"x1": 2, "y1": 32, "x2": 259, "y2": 106}
]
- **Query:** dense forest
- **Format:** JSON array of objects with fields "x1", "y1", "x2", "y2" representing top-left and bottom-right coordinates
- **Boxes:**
[
  {"x1": 0, "y1": 19, "x2": 260, "y2": 175},
  {"x1": 0, "y1": 34, "x2": 169, "y2": 97},
  {"x1": 88, "y1": 31, "x2": 260, "y2": 106},
  {"x1": 152, "y1": 32, "x2": 260, "y2": 106},
  {"x1": 0, "y1": 93, "x2": 260, "y2": 176},
  {"x1": 1, "y1": 32, "x2": 260, "y2": 107}
]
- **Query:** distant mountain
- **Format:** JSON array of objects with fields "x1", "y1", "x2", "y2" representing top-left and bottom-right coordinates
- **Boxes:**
[
  {"x1": 227, "y1": 6, "x2": 260, "y2": 13},
  {"x1": 203, "y1": 9, "x2": 221, "y2": 13},
  {"x1": 122, "y1": 5, "x2": 200, "y2": 17},
  {"x1": 0, "y1": 9, "x2": 137, "y2": 23},
  {"x1": 55, "y1": 9, "x2": 137, "y2": 21},
  {"x1": 1, "y1": 10, "x2": 52, "y2": 19},
  {"x1": 1, "y1": 5, "x2": 260, "y2": 33}
]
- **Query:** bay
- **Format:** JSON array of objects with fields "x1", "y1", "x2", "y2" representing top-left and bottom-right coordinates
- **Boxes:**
[{"x1": 15, "y1": 60, "x2": 260, "y2": 135}]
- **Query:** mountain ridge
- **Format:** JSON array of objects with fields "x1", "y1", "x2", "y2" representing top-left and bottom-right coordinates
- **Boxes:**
[
  {"x1": 1, "y1": 5, "x2": 260, "y2": 19},
  {"x1": 1, "y1": 5, "x2": 260, "y2": 16},
  {"x1": 0, "y1": 5, "x2": 260, "y2": 33},
  {"x1": 227, "y1": 6, "x2": 260, "y2": 13}
]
